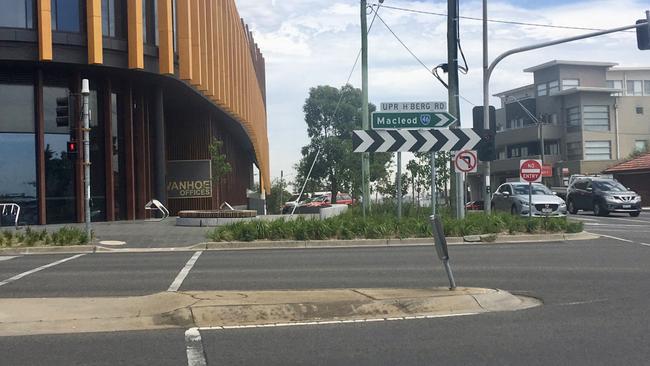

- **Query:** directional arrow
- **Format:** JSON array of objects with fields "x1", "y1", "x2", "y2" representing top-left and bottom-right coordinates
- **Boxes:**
[{"x1": 353, "y1": 129, "x2": 486, "y2": 153}]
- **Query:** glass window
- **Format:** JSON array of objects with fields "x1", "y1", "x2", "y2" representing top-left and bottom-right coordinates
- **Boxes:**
[
  {"x1": 51, "y1": 0, "x2": 81, "y2": 32},
  {"x1": 626, "y1": 80, "x2": 643, "y2": 96},
  {"x1": 545, "y1": 141, "x2": 560, "y2": 155},
  {"x1": 567, "y1": 142, "x2": 582, "y2": 160},
  {"x1": 582, "y1": 105, "x2": 609, "y2": 131},
  {"x1": 537, "y1": 83, "x2": 547, "y2": 96},
  {"x1": 44, "y1": 85, "x2": 77, "y2": 224},
  {"x1": 562, "y1": 79, "x2": 579, "y2": 90},
  {"x1": 0, "y1": 0, "x2": 34, "y2": 29},
  {"x1": 607, "y1": 80, "x2": 623, "y2": 96},
  {"x1": 513, "y1": 183, "x2": 553, "y2": 195},
  {"x1": 636, "y1": 107, "x2": 644, "y2": 115},
  {"x1": 645, "y1": 81, "x2": 650, "y2": 96},
  {"x1": 566, "y1": 106, "x2": 581, "y2": 127},
  {"x1": 521, "y1": 146, "x2": 528, "y2": 157},
  {"x1": 143, "y1": 0, "x2": 158, "y2": 45},
  {"x1": 0, "y1": 83, "x2": 37, "y2": 225},
  {"x1": 584, "y1": 141, "x2": 611, "y2": 161},
  {"x1": 548, "y1": 80, "x2": 559, "y2": 94},
  {"x1": 111, "y1": 92, "x2": 127, "y2": 220},
  {"x1": 593, "y1": 180, "x2": 626, "y2": 192},
  {"x1": 89, "y1": 89, "x2": 106, "y2": 221},
  {"x1": 102, "y1": 0, "x2": 126, "y2": 38},
  {"x1": 635, "y1": 140, "x2": 648, "y2": 152},
  {"x1": 172, "y1": 0, "x2": 177, "y2": 52}
]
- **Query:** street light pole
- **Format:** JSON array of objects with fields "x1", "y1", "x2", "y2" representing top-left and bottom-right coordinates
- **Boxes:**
[
  {"x1": 81, "y1": 79, "x2": 91, "y2": 241},
  {"x1": 482, "y1": 0, "x2": 491, "y2": 214}
]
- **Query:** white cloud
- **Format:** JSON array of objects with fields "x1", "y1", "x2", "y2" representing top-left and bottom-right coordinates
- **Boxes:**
[{"x1": 236, "y1": 0, "x2": 650, "y2": 183}]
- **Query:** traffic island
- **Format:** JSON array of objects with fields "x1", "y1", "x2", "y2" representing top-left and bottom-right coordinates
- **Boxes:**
[{"x1": 0, "y1": 287, "x2": 541, "y2": 336}]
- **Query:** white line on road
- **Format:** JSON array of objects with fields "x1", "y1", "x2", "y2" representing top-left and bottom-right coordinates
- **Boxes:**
[
  {"x1": 0, "y1": 254, "x2": 85, "y2": 287},
  {"x1": 196, "y1": 312, "x2": 480, "y2": 332},
  {"x1": 0, "y1": 256, "x2": 17, "y2": 262},
  {"x1": 168, "y1": 251, "x2": 202, "y2": 292},
  {"x1": 185, "y1": 327, "x2": 207, "y2": 366},
  {"x1": 592, "y1": 233, "x2": 634, "y2": 243}
]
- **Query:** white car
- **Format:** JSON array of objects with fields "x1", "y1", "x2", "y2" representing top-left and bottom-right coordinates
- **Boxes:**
[{"x1": 491, "y1": 182, "x2": 567, "y2": 217}]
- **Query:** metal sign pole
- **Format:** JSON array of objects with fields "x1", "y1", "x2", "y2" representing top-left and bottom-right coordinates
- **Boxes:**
[
  {"x1": 81, "y1": 79, "x2": 91, "y2": 241},
  {"x1": 397, "y1": 152, "x2": 402, "y2": 220},
  {"x1": 431, "y1": 152, "x2": 436, "y2": 216},
  {"x1": 529, "y1": 182, "x2": 532, "y2": 218}
]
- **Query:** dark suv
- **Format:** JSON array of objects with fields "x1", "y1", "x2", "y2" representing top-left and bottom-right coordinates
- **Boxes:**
[{"x1": 566, "y1": 178, "x2": 642, "y2": 217}]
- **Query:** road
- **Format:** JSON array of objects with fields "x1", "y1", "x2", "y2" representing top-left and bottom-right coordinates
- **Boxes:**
[{"x1": 0, "y1": 213, "x2": 649, "y2": 365}]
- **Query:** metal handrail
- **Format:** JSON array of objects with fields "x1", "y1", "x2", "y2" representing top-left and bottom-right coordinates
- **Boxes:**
[
  {"x1": 145, "y1": 199, "x2": 169, "y2": 222},
  {"x1": 0, "y1": 203, "x2": 21, "y2": 229}
]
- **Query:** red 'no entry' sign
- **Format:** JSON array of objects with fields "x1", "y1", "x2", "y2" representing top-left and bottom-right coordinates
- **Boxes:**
[{"x1": 520, "y1": 159, "x2": 542, "y2": 183}]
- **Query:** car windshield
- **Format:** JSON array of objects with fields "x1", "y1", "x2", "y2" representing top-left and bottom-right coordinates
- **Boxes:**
[
  {"x1": 593, "y1": 180, "x2": 627, "y2": 192},
  {"x1": 512, "y1": 184, "x2": 553, "y2": 195}
]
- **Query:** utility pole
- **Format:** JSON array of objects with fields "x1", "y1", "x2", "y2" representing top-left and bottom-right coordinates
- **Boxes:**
[
  {"x1": 280, "y1": 170, "x2": 284, "y2": 209},
  {"x1": 360, "y1": 0, "x2": 371, "y2": 217},
  {"x1": 447, "y1": 0, "x2": 464, "y2": 219},
  {"x1": 397, "y1": 152, "x2": 402, "y2": 220},
  {"x1": 81, "y1": 79, "x2": 91, "y2": 241}
]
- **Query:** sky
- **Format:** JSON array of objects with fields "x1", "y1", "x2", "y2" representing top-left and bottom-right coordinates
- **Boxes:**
[{"x1": 236, "y1": 0, "x2": 649, "y2": 185}]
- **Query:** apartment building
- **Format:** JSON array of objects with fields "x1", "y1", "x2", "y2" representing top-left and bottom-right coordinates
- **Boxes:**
[{"x1": 487, "y1": 60, "x2": 650, "y2": 189}]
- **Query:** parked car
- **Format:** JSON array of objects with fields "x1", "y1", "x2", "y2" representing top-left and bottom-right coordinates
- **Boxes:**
[
  {"x1": 465, "y1": 200, "x2": 484, "y2": 211},
  {"x1": 566, "y1": 177, "x2": 642, "y2": 217},
  {"x1": 491, "y1": 182, "x2": 567, "y2": 217},
  {"x1": 304, "y1": 192, "x2": 354, "y2": 206}
]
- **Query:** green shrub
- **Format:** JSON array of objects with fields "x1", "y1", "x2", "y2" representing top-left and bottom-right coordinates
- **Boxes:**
[{"x1": 565, "y1": 221, "x2": 584, "y2": 233}]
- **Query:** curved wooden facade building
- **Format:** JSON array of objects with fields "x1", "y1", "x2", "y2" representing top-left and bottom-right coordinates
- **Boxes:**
[{"x1": 0, "y1": 0, "x2": 268, "y2": 224}]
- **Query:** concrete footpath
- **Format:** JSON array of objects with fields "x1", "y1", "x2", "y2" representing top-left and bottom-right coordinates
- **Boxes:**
[{"x1": 0, "y1": 287, "x2": 540, "y2": 337}]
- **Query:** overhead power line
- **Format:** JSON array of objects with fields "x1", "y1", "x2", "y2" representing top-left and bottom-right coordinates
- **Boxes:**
[{"x1": 372, "y1": 3, "x2": 635, "y2": 33}]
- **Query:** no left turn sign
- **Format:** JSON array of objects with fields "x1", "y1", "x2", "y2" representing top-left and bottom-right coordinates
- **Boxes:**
[{"x1": 454, "y1": 150, "x2": 478, "y2": 173}]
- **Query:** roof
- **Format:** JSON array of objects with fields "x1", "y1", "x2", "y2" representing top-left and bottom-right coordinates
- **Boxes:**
[
  {"x1": 493, "y1": 84, "x2": 535, "y2": 98},
  {"x1": 604, "y1": 152, "x2": 650, "y2": 173},
  {"x1": 524, "y1": 60, "x2": 618, "y2": 73}
]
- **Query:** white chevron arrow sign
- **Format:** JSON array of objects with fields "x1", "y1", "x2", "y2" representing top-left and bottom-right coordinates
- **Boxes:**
[{"x1": 352, "y1": 128, "x2": 488, "y2": 153}]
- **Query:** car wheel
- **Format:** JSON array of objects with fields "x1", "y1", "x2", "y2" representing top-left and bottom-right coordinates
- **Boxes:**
[
  {"x1": 630, "y1": 211, "x2": 641, "y2": 217},
  {"x1": 567, "y1": 200, "x2": 578, "y2": 214},
  {"x1": 511, "y1": 204, "x2": 519, "y2": 215},
  {"x1": 593, "y1": 202, "x2": 608, "y2": 217}
]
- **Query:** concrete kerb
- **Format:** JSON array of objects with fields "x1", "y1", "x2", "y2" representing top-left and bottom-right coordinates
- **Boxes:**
[
  {"x1": 0, "y1": 287, "x2": 541, "y2": 336},
  {"x1": 0, "y1": 232, "x2": 600, "y2": 255}
]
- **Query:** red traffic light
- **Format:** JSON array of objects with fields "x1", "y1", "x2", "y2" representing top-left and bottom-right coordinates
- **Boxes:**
[{"x1": 67, "y1": 141, "x2": 77, "y2": 153}]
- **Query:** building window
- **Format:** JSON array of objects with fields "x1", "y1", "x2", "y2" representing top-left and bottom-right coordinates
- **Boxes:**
[
  {"x1": 626, "y1": 80, "x2": 643, "y2": 96},
  {"x1": 143, "y1": 0, "x2": 158, "y2": 45},
  {"x1": 89, "y1": 89, "x2": 106, "y2": 221},
  {"x1": 550, "y1": 113, "x2": 558, "y2": 125},
  {"x1": 637, "y1": 107, "x2": 644, "y2": 115},
  {"x1": 566, "y1": 106, "x2": 581, "y2": 127},
  {"x1": 498, "y1": 150, "x2": 506, "y2": 160},
  {"x1": 562, "y1": 79, "x2": 579, "y2": 90},
  {"x1": 607, "y1": 80, "x2": 623, "y2": 96},
  {"x1": 548, "y1": 80, "x2": 559, "y2": 94},
  {"x1": 582, "y1": 105, "x2": 609, "y2": 131},
  {"x1": 43, "y1": 84, "x2": 77, "y2": 224},
  {"x1": 537, "y1": 83, "x2": 548, "y2": 96},
  {"x1": 102, "y1": 0, "x2": 126, "y2": 38},
  {"x1": 645, "y1": 80, "x2": 650, "y2": 96},
  {"x1": 567, "y1": 142, "x2": 582, "y2": 161},
  {"x1": 584, "y1": 141, "x2": 611, "y2": 161},
  {"x1": 0, "y1": 0, "x2": 34, "y2": 29},
  {"x1": 545, "y1": 141, "x2": 560, "y2": 155},
  {"x1": 172, "y1": 0, "x2": 177, "y2": 52},
  {"x1": 51, "y1": 0, "x2": 82, "y2": 33},
  {"x1": 635, "y1": 140, "x2": 648, "y2": 152},
  {"x1": 521, "y1": 146, "x2": 528, "y2": 157},
  {"x1": 510, "y1": 147, "x2": 521, "y2": 158},
  {"x1": 0, "y1": 82, "x2": 37, "y2": 225}
]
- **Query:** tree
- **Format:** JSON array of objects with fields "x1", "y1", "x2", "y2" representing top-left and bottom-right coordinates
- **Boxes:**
[
  {"x1": 295, "y1": 84, "x2": 391, "y2": 203},
  {"x1": 376, "y1": 158, "x2": 409, "y2": 200},
  {"x1": 406, "y1": 152, "x2": 452, "y2": 206},
  {"x1": 208, "y1": 138, "x2": 232, "y2": 184},
  {"x1": 266, "y1": 178, "x2": 292, "y2": 214}
]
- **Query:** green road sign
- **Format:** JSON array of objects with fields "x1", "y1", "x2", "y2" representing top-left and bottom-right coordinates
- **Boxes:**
[{"x1": 372, "y1": 111, "x2": 457, "y2": 129}]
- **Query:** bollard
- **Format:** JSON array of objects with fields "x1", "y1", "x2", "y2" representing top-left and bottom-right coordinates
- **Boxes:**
[{"x1": 429, "y1": 215, "x2": 457, "y2": 290}]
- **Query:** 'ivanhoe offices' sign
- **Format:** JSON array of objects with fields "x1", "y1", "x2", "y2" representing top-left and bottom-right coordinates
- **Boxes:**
[{"x1": 166, "y1": 160, "x2": 212, "y2": 198}]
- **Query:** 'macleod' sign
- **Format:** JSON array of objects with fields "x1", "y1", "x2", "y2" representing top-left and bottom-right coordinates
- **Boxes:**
[{"x1": 167, "y1": 160, "x2": 212, "y2": 198}]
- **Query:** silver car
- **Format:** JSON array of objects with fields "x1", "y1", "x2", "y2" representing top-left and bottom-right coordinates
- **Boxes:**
[{"x1": 491, "y1": 183, "x2": 567, "y2": 217}]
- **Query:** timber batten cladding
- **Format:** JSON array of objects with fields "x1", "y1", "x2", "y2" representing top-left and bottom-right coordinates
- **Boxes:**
[
  {"x1": 33, "y1": 0, "x2": 269, "y2": 190},
  {"x1": 1, "y1": 0, "x2": 268, "y2": 224}
]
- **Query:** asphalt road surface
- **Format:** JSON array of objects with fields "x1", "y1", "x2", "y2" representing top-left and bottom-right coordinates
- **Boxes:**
[{"x1": 1, "y1": 214, "x2": 649, "y2": 365}]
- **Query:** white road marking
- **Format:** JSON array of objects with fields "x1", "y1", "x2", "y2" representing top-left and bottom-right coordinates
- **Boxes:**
[
  {"x1": 0, "y1": 254, "x2": 85, "y2": 287},
  {"x1": 197, "y1": 312, "x2": 480, "y2": 332},
  {"x1": 185, "y1": 327, "x2": 207, "y2": 366},
  {"x1": 592, "y1": 233, "x2": 634, "y2": 243},
  {"x1": 0, "y1": 256, "x2": 17, "y2": 262},
  {"x1": 168, "y1": 251, "x2": 202, "y2": 292}
]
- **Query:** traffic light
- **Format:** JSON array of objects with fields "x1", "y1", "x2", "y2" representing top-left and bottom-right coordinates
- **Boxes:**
[
  {"x1": 637, "y1": 18, "x2": 650, "y2": 50},
  {"x1": 66, "y1": 140, "x2": 78, "y2": 160},
  {"x1": 56, "y1": 96, "x2": 71, "y2": 127},
  {"x1": 472, "y1": 106, "x2": 497, "y2": 161}
]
